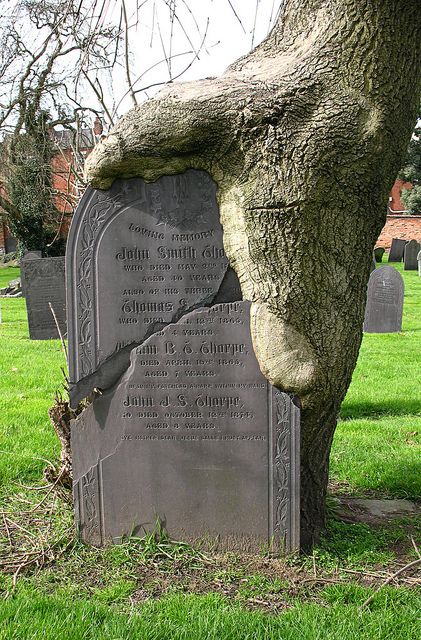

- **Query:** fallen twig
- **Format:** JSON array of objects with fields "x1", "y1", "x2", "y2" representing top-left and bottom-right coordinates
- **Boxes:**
[
  {"x1": 360, "y1": 558, "x2": 421, "y2": 608},
  {"x1": 48, "y1": 302, "x2": 68, "y2": 361},
  {"x1": 2, "y1": 513, "x2": 13, "y2": 549},
  {"x1": 410, "y1": 536, "x2": 421, "y2": 561}
]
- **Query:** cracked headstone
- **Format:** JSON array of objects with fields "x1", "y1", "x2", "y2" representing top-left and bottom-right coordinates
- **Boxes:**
[
  {"x1": 66, "y1": 170, "x2": 242, "y2": 406},
  {"x1": 21, "y1": 257, "x2": 66, "y2": 340},
  {"x1": 364, "y1": 266, "x2": 404, "y2": 333},
  {"x1": 403, "y1": 239, "x2": 420, "y2": 271},
  {"x1": 71, "y1": 302, "x2": 300, "y2": 553},
  {"x1": 388, "y1": 238, "x2": 407, "y2": 262}
]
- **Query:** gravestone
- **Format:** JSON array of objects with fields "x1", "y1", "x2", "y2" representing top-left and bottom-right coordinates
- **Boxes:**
[
  {"x1": 388, "y1": 238, "x2": 407, "y2": 262},
  {"x1": 66, "y1": 171, "x2": 241, "y2": 406},
  {"x1": 23, "y1": 251, "x2": 42, "y2": 260},
  {"x1": 403, "y1": 239, "x2": 420, "y2": 270},
  {"x1": 71, "y1": 302, "x2": 300, "y2": 552},
  {"x1": 418, "y1": 250, "x2": 421, "y2": 276},
  {"x1": 20, "y1": 251, "x2": 42, "y2": 297},
  {"x1": 22, "y1": 257, "x2": 67, "y2": 340},
  {"x1": 364, "y1": 266, "x2": 404, "y2": 333},
  {"x1": 374, "y1": 247, "x2": 385, "y2": 263}
]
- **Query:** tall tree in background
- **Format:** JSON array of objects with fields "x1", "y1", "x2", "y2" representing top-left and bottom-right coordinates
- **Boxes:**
[
  {"x1": 3, "y1": 110, "x2": 60, "y2": 253},
  {"x1": 86, "y1": 0, "x2": 421, "y2": 547},
  {"x1": 398, "y1": 104, "x2": 421, "y2": 214},
  {"x1": 0, "y1": 0, "x2": 119, "y2": 252},
  {"x1": 0, "y1": 0, "x2": 276, "y2": 251}
]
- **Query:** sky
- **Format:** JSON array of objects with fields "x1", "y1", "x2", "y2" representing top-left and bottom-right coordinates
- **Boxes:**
[
  {"x1": 101, "y1": 0, "x2": 284, "y2": 117},
  {"x1": 0, "y1": 0, "x2": 284, "y2": 132}
]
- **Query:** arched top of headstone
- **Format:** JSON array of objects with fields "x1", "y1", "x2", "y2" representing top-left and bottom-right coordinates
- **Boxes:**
[{"x1": 22, "y1": 251, "x2": 42, "y2": 261}]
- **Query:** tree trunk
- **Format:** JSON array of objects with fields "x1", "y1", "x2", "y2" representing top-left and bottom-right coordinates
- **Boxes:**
[{"x1": 85, "y1": 0, "x2": 421, "y2": 549}]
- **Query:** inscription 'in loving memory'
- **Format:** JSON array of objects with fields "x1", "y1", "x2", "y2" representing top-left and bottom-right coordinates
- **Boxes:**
[{"x1": 66, "y1": 171, "x2": 240, "y2": 400}]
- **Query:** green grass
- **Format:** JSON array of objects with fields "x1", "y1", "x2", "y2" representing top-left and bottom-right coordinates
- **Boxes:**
[
  {"x1": 1, "y1": 586, "x2": 420, "y2": 640},
  {"x1": 0, "y1": 265, "x2": 20, "y2": 289},
  {"x1": 0, "y1": 262, "x2": 420, "y2": 638},
  {"x1": 333, "y1": 262, "x2": 421, "y2": 498},
  {"x1": 1, "y1": 264, "x2": 419, "y2": 498},
  {"x1": 0, "y1": 267, "x2": 65, "y2": 491}
]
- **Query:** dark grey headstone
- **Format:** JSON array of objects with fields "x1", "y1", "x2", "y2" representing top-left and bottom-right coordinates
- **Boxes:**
[
  {"x1": 20, "y1": 251, "x2": 42, "y2": 297},
  {"x1": 71, "y1": 302, "x2": 300, "y2": 553},
  {"x1": 418, "y1": 250, "x2": 421, "y2": 276},
  {"x1": 388, "y1": 238, "x2": 407, "y2": 262},
  {"x1": 374, "y1": 247, "x2": 385, "y2": 263},
  {"x1": 66, "y1": 171, "x2": 241, "y2": 406},
  {"x1": 404, "y1": 239, "x2": 420, "y2": 271},
  {"x1": 23, "y1": 251, "x2": 42, "y2": 260},
  {"x1": 364, "y1": 266, "x2": 404, "y2": 333},
  {"x1": 21, "y1": 257, "x2": 67, "y2": 340}
]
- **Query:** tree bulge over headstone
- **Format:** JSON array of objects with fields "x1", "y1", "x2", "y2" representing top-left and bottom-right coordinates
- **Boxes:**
[{"x1": 85, "y1": 0, "x2": 421, "y2": 547}]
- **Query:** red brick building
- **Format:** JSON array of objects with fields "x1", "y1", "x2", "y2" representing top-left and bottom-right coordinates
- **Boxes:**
[
  {"x1": 377, "y1": 178, "x2": 421, "y2": 249},
  {"x1": 0, "y1": 118, "x2": 103, "y2": 255}
]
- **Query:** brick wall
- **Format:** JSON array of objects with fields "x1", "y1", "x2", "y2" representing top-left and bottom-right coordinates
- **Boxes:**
[
  {"x1": 389, "y1": 178, "x2": 412, "y2": 213},
  {"x1": 376, "y1": 215, "x2": 421, "y2": 249}
]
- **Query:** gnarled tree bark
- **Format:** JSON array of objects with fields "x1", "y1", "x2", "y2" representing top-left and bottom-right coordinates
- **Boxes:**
[{"x1": 85, "y1": 0, "x2": 421, "y2": 549}]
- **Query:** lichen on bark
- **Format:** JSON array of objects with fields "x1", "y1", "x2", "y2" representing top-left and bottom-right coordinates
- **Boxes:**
[{"x1": 85, "y1": 0, "x2": 421, "y2": 548}]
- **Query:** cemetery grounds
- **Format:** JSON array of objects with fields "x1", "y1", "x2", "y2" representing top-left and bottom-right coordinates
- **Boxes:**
[{"x1": 0, "y1": 263, "x2": 419, "y2": 640}]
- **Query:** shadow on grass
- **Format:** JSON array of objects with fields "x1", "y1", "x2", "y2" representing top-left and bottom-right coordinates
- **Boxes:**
[{"x1": 340, "y1": 399, "x2": 421, "y2": 419}]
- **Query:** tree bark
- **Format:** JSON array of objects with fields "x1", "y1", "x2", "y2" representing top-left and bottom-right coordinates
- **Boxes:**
[{"x1": 85, "y1": 0, "x2": 421, "y2": 549}]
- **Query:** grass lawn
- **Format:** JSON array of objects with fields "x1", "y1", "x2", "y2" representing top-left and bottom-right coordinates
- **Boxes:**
[
  {"x1": 334, "y1": 262, "x2": 421, "y2": 498},
  {"x1": 0, "y1": 260, "x2": 420, "y2": 639}
]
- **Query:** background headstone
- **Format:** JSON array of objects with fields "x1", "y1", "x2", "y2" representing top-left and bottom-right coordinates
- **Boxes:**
[
  {"x1": 21, "y1": 257, "x2": 66, "y2": 340},
  {"x1": 71, "y1": 302, "x2": 300, "y2": 553},
  {"x1": 404, "y1": 239, "x2": 420, "y2": 270},
  {"x1": 20, "y1": 251, "x2": 42, "y2": 297},
  {"x1": 374, "y1": 247, "x2": 385, "y2": 263},
  {"x1": 66, "y1": 171, "x2": 242, "y2": 406},
  {"x1": 418, "y1": 250, "x2": 421, "y2": 276},
  {"x1": 364, "y1": 266, "x2": 404, "y2": 333},
  {"x1": 388, "y1": 238, "x2": 407, "y2": 262},
  {"x1": 22, "y1": 251, "x2": 42, "y2": 260}
]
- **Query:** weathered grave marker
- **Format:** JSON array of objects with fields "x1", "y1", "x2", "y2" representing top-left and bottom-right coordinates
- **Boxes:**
[
  {"x1": 22, "y1": 257, "x2": 66, "y2": 340},
  {"x1": 364, "y1": 266, "x2": 404, "y2": 333},
  {"x1": 374, "y1": 247, "x2": 385, "y2": 263},
  {"x1": 388, "y1": 238, "x2": 407, "y2": 262},
  {"x1": 66, "y1": 171, "x2": 241, "y2": 405},
  {"x1": 418, "y1": 250, "x2": 421, "y2": 276},
  {"x1": 20, "y1": 251, "x2": 42, "y2": 297},
  {"x1": 71, "y1": 302, "x2": 300, "y2": 552},
  {"x1": 404, "y1": 239, "x2": 420, "y2": 270}
]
